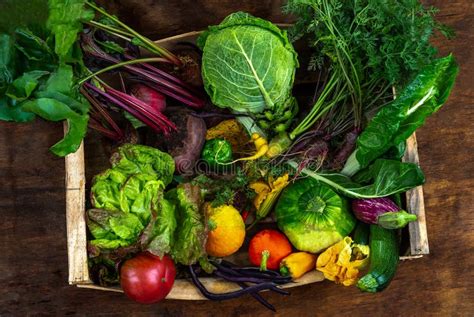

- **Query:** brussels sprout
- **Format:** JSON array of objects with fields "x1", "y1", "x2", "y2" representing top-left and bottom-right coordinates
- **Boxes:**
[{"x1": 201, "y1": 138, "x2": 233, "y2": 169}]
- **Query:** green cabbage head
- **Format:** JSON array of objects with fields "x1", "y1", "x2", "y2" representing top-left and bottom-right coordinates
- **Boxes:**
[{"x1": 198, "y1": 12, "x2": 299, "y2": 133}]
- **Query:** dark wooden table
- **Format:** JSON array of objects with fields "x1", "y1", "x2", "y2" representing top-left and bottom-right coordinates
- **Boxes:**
[{"x1": 1, "y1": 1, "x2": 473, "y2": 316}]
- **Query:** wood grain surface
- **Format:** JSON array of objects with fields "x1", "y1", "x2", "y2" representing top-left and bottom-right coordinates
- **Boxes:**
[{"x1": 1, "y1": 0, "x2": 473, "y2": 316}]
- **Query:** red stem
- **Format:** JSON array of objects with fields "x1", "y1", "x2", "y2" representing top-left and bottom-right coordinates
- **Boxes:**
[
  {"x1": 81, "y1": 34, "x2": 205, "y2": 108},
  {"x1": 104, "y1": 86, "x2": 176, "y2": 130},
  {"x1": 84, "y1": 83, "x2": 173, "y2": 135},
  {"x1": 81, "y1": 87, "x2": 124, "y2": 139}
]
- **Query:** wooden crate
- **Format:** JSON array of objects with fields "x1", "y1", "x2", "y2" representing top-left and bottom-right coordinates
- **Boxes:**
[{"x1": 64, "y1": 31, "x2": 429, "y2": 299}]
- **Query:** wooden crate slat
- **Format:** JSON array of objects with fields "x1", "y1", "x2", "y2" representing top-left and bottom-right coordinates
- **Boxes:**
[
  {"x1": 64, "y1": 122, "x2": 90, "y2": 284},
  {"x1": 403, "y1": 134, "x2": 430, "y2": 255}
]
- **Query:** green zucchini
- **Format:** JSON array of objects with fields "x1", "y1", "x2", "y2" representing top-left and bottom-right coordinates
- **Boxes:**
[
  {"x1": 357, "y1": 225, "x2": 399, "y2": 292},
  {"x1": 353, "y1": 222, "x2": 370, "y2": 246}
]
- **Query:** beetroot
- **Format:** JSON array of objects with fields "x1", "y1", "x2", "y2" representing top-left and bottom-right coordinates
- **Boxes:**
[
  {"x1": 164, "y1": 108, "x2": 207, "y2": 175},
  {"x1": 130, "y1": 84, "x2": 166, "y2": 113}
]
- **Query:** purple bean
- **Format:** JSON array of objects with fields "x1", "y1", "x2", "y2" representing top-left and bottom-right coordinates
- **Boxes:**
[
  {"x1": 237, "y1": 282, "x2": 275, "y2": 312},
  {"x1": 189, "y1": 266, "x2": 285, "y2": 301}
]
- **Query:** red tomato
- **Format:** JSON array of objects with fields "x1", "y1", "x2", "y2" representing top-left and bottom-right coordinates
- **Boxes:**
[
  {"x1": 120, "y1": 252, "x2": 176, "y2": 304},
  {"x1": 248, "y1": 229, "x2": 292, "y2": 270}
]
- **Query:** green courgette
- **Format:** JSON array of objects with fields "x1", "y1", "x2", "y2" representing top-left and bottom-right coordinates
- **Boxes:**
[
  {"x1": 357, "y1": 225, "x2": 399, "y2": 292},
  {"x1": 353, "y1": 222, "x2": 370, "y2": 246}
]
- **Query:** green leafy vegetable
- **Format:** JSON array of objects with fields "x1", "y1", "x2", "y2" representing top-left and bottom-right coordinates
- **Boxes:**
[
  {"x1": 14, "y1": 28, "x2": 56, "y2": 71},
  {"x1": 342, "y1": 55, "x2": 459, "y2": 175},
  {"x1": 47, "y1": 0, "x2": 94, "y2": 58},
  {"x1": 87, "y1": 208, "x2": 145, "y2": 249},
  {"x1": 91, "y1": 144, "x2": 175, "y2": 223},
  {"x1": 110, "y1": 144, "x2": 175, "y2": 187},
  {"x1": 0, "y1": 34, "x2": 16, "y2": 95},
  {"x1": 0, "y1": 2, "x2": 91, "y2": 157},
  {"x1": 198, "y1": 12, "x2": 299, "y2": 133},
  {"x1": 290, "y1": 159, "x2": 425, "y2": 199},
  {"x1": 6, "y1": 70, "x2": 49, "y2": 100},
  {"x1": 89, "y1": 144, "x2": 177, "y2": 255},
  {"x1": 0, "y1": 97, "x2": 35, "y2": 122},
  {"x1": 141, "y1": 196, "x2": 177, "y2": 257},
  {"x1": 22, "y1": 97, "x2": 88, "y2": 156},
  {"x1": 192, "y1": 168, "x2": 252, "y2": 207},
  {"x1": 283, "y1": 0, "x2": 455, "y2": 142},
  {"x1": 166, "y1": 183, "x2": 207, "y2": 266}
]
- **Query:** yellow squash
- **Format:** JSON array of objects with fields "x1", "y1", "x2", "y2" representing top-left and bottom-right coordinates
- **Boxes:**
[{"x1": 205, "y1": 204, "x2": 246, "y2": 257}]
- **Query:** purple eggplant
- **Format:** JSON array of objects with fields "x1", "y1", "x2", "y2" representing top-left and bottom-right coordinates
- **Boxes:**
[{"x1": 352, "y1": 198, "x2": 417, "y2": 229}]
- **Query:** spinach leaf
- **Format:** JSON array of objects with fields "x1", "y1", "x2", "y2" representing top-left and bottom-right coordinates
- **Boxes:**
[
  {"x1": 291, "y1": 159, "x2": 425, "y2": 199},
  {"x1": 342, "y1": 55, "x2": 459, "y2": 176},
  {"x1": 0, "y1": 97, "x2": 35, "y2": 122},
  {"x1": 46, "y1": 0, "x2": 94, "y2": 59},
  {"x1": 0, "y1": 34, "x2": 16, "y2": 95},
  {"x1": 22, "y1": 97, "x2": 88, "y2": 156},
  {"x1": 14, "y1": 28, "x2": 56, "y2": 72},
  {"x1": 6, "y1": 70, "x2": 49, "y2": 100}
]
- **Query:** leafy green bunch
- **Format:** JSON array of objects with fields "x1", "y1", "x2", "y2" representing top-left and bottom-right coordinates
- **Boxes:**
[
  {"x1": 284, "y1": 0, "x2": 453, "y2": 137},
  {"x1": 0, "y1": 0, "x2": 93, "y2": 156}
]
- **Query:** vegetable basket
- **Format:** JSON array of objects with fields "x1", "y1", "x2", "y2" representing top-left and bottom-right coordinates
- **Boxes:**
[{"x1": 64, "y1": 31, "x2": 429, "y2": 300}]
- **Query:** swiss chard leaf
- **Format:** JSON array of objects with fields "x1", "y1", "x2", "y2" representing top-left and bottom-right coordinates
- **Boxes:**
[
  {"x1": 292, "y1": 159, "x2": 425, "y2": 199},
  {"x1": 342, "y1": 55, "x2": 459, "y2": 175},
  {"x1": 22, "y1": 97, "x2": 88, "y2": 156}
]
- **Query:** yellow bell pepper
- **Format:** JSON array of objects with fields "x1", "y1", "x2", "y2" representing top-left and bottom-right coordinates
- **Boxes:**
[
  {"x1": 279, "y1": 252, "x2": 317, "y2": 279},
  {"x1": 316, "y1": 237, "x2": 370, "y2": 286}
]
